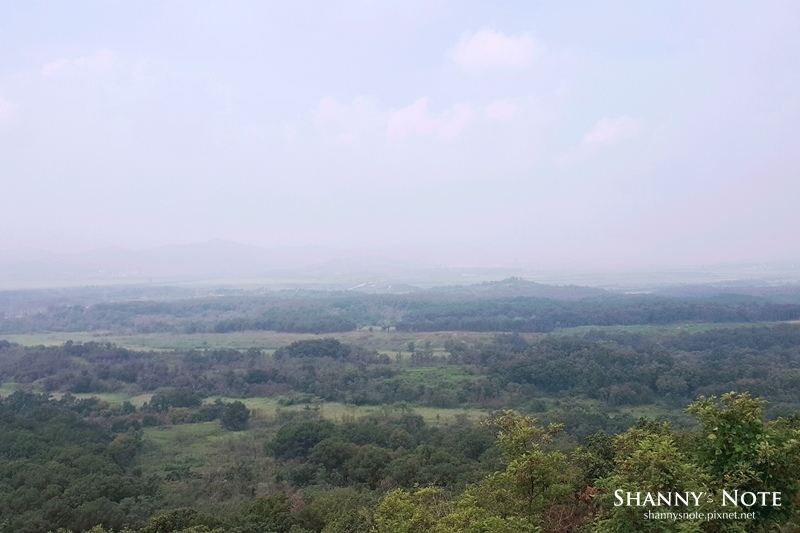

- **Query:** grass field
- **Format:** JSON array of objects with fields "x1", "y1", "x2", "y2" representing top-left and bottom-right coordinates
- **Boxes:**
[
  {"x1": 204, "y1": 395, "x2": 490, "y2": 425},
  {"x1": 3, "y1": 321, "x2": 790, "y2": 353},
  {"x1": 395, "y1": 365, "x2": 483, "y2": 388},
  {"x1": 0, "y1": 376, "x2": 486, "y2": 423},
  {"x1": 139, "y1": 421, "x2": 256, "y2": 480},
  {"x1": 549, "y1": 321, "x2": 785, "y2": 336},
  {"x1": 0, "y1": 377, "x2": 489, "y2": 425},
  {"x1": 0, "y1": 383, "x2": 155, "y2": 406},
  {"x1": 135, "y1": 397, "x2": 491, "y2": 494},
  {"x1": 0, "y1": 329, "x2": 540, "y2": 352},
  {"x1": 66, "y1": 391, "x2": 154, "y2": 406},
  {"x1": 0, "y1": 382, "x2": 19, "y2": 396}
]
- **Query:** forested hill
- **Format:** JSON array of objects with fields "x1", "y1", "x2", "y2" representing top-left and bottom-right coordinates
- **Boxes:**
[{"x1": 421, "y1": 277, "x2": 609, "y2": 300}]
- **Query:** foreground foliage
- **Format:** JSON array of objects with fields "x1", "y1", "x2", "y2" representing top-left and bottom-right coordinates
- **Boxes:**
[
  {"x1": 0, "y1": 392, "x2": 155, "y2": 532},
  {"x1": 2, "y1": 391, "x2": 796, "y2": 532},
  {"x1": 376, "y1": 394, "x2": 800, "y2": 533}
]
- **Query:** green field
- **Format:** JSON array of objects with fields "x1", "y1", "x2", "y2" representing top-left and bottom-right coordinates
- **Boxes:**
[
  {"x1": 0, "y1": 330, "x2": 542, "y2": 357},
  {"x1": 0, "y1": 382, "x2": 19, "y2": 396},
  {"x1": 141, "y1": 422, "x2": 231, "y2": 473},
  {"x1": 204, "y1": 395, "x2": 488, "y2": 425},
  {"x1": 3, "y1": 322, "x2": 788, "y2": 353},
  {"x1": 549, "y1": 321, "x2": 785, "y2": 336},
  {"x1": 0, "y1": 329, "x2": 539, "y2": 352}
]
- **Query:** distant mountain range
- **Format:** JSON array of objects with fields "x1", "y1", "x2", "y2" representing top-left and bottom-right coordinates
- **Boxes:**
[
  {"x1": 0, "y1": 240, "x2": 499, "y2": 285},
  {"x1": 423, "y1": 276, "x2": 609, "y2": 300},
  {"x1": 2, "y1": 240, "x2": 800, "y2": 293}
]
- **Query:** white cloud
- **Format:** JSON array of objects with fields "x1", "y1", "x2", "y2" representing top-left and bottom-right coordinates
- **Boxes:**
[
  {"x1": 386, "y1": 97, "x2": 473, "y2": 141},
  {"x1": 484, "y1": 99, "x2": 519, "y2": 121},
  {"x1": 450, "y1": 29, "x2": 536, "y2": 71},
  {"x1": 582, "y1": 116, "x2": 642, "y2": 147},
  {"x1": 314, "y1": 95, "x2": 382, "y2": 143},
  {"x1": 41, "y1": 59, "x2": 69, "y2": 77},
  {"x1": 386, "y1": 98, "x2": 436, "y2": 139},
  {"x1": 41, "y1": 50, "x2": 114, "y2": 77},
  {"x1": 313, "y1": 96, "x2": 474, "y2": 143},
  {"x1": 554, "y1": 116, "x2": 644, "y2": 166},
  {"x1": 0, "y1": 96, "x2": 14, "y2": 121}
]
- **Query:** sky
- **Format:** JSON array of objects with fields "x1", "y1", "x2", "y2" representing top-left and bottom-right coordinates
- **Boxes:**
[{"x1": 1, "y1": 1, "x2": 799, "y2": 269}]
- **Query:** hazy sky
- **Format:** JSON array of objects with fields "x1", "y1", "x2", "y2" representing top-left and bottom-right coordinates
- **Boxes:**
[{"x1": 2, "y1": 1, "x2": 799, "y2": 268}]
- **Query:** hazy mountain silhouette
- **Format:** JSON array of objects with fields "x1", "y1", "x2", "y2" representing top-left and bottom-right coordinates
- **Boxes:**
[{"x1": 0, "y1": 240, "x2": 491, "y2": 283}]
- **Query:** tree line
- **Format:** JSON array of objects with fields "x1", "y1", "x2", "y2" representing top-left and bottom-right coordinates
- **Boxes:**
[{"x1": 4, "y1": 288, "x2": 800, "y2": 335}]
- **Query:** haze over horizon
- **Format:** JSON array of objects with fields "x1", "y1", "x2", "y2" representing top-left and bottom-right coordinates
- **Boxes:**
[{"x1": 2, "y1": 2, "x2": 799, "y2": 270}]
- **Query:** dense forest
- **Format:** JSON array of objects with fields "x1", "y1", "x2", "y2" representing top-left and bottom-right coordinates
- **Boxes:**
[
  {"x1": 0, "y1": 280, "x2": 799, "y2": 531},
  {"x1": 0, "y1": 390, "x2": 797, "y2": 532},
  {"x1": 4, "y1": 279, "x2": 800, "y2": 336},
  {"x1": 1, "y1": 324, "x2": 799, "y2": 416}
]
